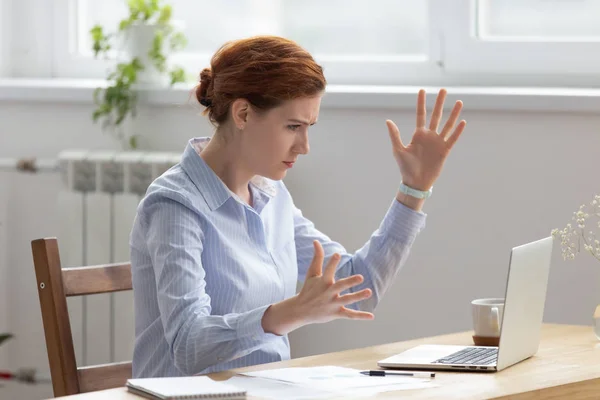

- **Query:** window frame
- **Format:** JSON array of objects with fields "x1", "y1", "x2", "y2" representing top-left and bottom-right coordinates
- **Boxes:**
[
  {"x1": 0, "y1": 0, "x2": 9, "y2": 76},
  {"x1": 7, "y1": 0, "x2": 600, "y2": 88},
  {"x1": 52, "y1": 0, "x2": 113, "y2": 79},
  {"x1": 440, "y1": 0, "x2": 600, "y2": 87},
  {"x1": 51, "y1": 0, "x2": 446, "y2": 86},
  {"x1": 5, "y1": 0, "x2": 53, "y2": 78}
]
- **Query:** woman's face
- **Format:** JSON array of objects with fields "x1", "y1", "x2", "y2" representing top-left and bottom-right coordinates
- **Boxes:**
[{"x1": 240, "y1": 95, "x2": 322, "y2": 181}]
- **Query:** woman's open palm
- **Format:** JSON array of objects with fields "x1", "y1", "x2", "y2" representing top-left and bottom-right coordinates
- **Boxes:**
[
  {"x1": 386, "y1": 89, "x2": 467, "y2": 191},
  {"x1": 295, "y1": 241, "x2": 374, "y2": 324}
]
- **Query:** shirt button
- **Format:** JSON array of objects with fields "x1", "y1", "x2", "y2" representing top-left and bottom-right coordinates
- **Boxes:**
[{"x1": 217, "y1": 357, "x2": 224, "y2": 361}]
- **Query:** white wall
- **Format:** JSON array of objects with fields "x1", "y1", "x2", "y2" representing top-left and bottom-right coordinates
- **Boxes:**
[{"x1": 1, "y1": 96, "x2": 600, "y2": 399}]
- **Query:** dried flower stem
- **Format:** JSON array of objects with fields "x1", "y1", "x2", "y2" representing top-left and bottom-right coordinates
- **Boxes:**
[{"x1": 552, "y1": 195, "x2": 600, "y2": 263}]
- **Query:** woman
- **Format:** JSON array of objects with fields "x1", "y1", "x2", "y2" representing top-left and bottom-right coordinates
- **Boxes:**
[{"x1": 130, "y1": 35, "x2": 466, "y2": 378}]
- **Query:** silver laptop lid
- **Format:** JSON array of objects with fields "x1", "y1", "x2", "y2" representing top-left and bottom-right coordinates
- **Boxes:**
[{"x1": 496, "y1": 236, "x2": 553, "y2": 371}]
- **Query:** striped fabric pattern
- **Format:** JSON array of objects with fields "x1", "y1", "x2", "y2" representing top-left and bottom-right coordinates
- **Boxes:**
[{"x1": 130, "y1": 137, "x2": 427, "y2": 378}]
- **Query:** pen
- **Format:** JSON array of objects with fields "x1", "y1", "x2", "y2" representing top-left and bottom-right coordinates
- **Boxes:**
[{"x1": 360, "y1": 370, "x2": 435, "y2": 378}]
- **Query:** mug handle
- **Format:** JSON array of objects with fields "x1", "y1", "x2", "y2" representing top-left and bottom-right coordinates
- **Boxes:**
[{"x1": 489, "y1": 306, "x2": 500, "y2": 334}]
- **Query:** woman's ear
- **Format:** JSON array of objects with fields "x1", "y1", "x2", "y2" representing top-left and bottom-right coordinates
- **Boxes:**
[{"x1": 230, "y1": 98, "x2": 249, "y2": 130}]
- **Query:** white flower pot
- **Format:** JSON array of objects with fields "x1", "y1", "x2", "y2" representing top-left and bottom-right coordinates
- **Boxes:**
[{"x1": 122, "y1": 23, "x2": 167, "y2": 85}]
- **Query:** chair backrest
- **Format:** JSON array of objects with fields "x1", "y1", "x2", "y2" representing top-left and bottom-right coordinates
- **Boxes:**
[{"x1": 31, "y1": 237, "x2": 133, "y2": 397}]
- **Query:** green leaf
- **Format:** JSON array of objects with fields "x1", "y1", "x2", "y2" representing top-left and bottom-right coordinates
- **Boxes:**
[
  {"x1": 92, "y1": 109, "x2": 103, "y2": 122},
  {"x1": 0, "y1": 333, "x2": 13, "y2": 347},
  {"x1": 169, "y1": 66, "x2": 186, "y2": 85},
  {"x1": 128, "y1": 0, "x2": 144, "y2": 12},
  {"x1": 92, "y1": 41, "x2": 101, "y2": 56},
  {"x1": 90, "y1": 25, "x2": 104, "y2": 41},
  {"x1": 90, "y1": 25, "x2": 111, "y2": 57},
  {"x1": 148, "y1": 32, "x2": 166, "y2": 71},
  {"x1": 115, "y1": 113, "x2": 126, "y2": 126},
  {"x1": 169, "y1": 32, "x2": 187, "y2": 52},
  {"x1": 129, "y1": 135, "x2": 139, "y2": 149},
  {"x1": 119, "y1": 18, "x2": 134, "y2": 31},
  {"x1": 157, "y1": 5, "x2": 172, "y2": 24},
  {"x1": 152, "y1": 31, "x2": 164, "y2": 50},
  {"x1": 123, "y1": 64, "x2": 137, "y2": 82},
  {"x1": 131, "y1": 57, "x2": 145, "y2": 71},
  {"x1": 127, "y1": 0, "x2": 144, "y2": 21},
  {"x1": 147, "y1": 0, "x2": 160, "y2": 20}
]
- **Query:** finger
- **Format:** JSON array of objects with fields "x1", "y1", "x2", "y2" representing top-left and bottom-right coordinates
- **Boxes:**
[
  {"x1": 416, "y1": 89, "x2": 426, "y2": 129},
  {"x1": 445, "y1": 120, "x2": 467, "y2": 148},
  {"x1": 331, "y1": 274, "x2": 364, "y2": 294},
  {"x1": 340, "y1": 307, "x2": 374, "y2": 320},
  {"x1": 337, "y1": 288, "x2": 372, "y2": 306},
  {"x1": 440, "y1": 100, "x2": 463, "y2": 139},
  {"x1": 428, "y1": 88, "x2": 447, "y2": 132},
  {"x1": 386, "y1": 120, "x2": 405, "y2": 152},
  {"x1": 306, "y1": 240, "x2": 324, "y2": 278},
  {"x1": 323, "y1": 253, "x2": 341, "y2": 283}
]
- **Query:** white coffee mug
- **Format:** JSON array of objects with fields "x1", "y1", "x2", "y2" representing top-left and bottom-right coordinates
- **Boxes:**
[{"x1": 471, "y1": 298, "x2": 504, "y2": 338}]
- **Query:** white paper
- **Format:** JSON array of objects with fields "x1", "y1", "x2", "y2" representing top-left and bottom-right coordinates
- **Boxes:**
[
  {"x1": 224, "y1": 376, "x2": 336, "y2": 400},
  {"x1": 345, "y1": 381, "x2": 437, "y2": 395},
  {"x1": 239, "y1": 366, "x2": 436, "y2": 393},
  {"x1": 226, "y1": 374, "x2": 436, "y2": 400}
]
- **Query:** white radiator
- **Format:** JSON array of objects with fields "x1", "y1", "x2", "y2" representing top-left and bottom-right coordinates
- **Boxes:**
[{"x1": 57, "y1": 150, "x2": 180, "y2": 366}]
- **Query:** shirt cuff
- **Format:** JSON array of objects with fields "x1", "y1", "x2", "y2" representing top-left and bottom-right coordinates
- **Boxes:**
[
  {"x1": 379, "y1": 199, "x2": 427, "y2": 242},
  {"x1": 236, "y1": 304, "x2": 281, "y2": 341}
]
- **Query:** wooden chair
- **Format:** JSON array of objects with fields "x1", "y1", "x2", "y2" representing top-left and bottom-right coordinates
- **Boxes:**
[{"x1": 31, "y1": 237, "x2": 133, "y2": 397}]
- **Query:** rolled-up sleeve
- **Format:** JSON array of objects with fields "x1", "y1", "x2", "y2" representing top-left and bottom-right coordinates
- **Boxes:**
[{"x1": 141, "y1": 194, "x2": 279, "y2": 375}]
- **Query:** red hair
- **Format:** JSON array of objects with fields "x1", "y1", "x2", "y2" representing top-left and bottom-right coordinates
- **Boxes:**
[{"x1": 195, "y1": 36, "x2": 326, "y2": 126}]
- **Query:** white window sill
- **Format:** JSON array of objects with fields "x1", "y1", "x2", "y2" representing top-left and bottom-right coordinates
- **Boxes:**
[{"x1": 1, "y1": 78, "x2": 600, "y2": 113}]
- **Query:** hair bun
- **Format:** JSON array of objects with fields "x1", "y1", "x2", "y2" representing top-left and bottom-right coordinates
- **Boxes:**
[{"x1": 196, "y1": 68, "x2": 213, "y2": 107}]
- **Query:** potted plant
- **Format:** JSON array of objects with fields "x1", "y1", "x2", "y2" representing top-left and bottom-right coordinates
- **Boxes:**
[{"x1": 90, "y1": 0, "x2": 188, "y2": 149}]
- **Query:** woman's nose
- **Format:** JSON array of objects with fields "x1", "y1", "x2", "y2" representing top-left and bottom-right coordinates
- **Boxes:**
[{"x1": 296, "y1": 131, "x2": 310, "y2": 155}]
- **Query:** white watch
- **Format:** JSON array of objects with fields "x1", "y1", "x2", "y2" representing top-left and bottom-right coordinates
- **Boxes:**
[{"x1": 399, "y1": 181, "x2": 432, "y2": 199}]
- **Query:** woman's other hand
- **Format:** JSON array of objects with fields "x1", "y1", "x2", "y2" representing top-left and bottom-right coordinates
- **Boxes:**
[{"x1": 262, "y1": 241, "x2": 373, "y2": 336}]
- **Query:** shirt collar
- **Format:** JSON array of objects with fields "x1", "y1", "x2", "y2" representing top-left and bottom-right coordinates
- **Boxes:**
[{"x1": 180, "y1": 137, "x2": 277, "y2": 211}]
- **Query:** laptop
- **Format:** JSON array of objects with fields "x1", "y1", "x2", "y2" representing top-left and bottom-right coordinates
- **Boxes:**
[{"x1": 378, "y1": 236, "x2": 554, "y2": 372}]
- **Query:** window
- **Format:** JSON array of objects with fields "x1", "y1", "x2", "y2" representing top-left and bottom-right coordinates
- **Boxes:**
[
  {"x1": 6, "y1": 0, "x2": 600, "y2": 87},
  {"x1": 5, "y1": 0, "x2": 54, "y2": 78},
  {"x1": 52, "y1": 0, "x2": 434, "y2": 85},
  {"x1": 478, "y1": 0, "x2": 600, "y2": 39},
  {"x1": 0, "y1": 0, "x2": 8, "y2": 76},
  {"x1": 75, "y1": 0, "x2": 430, "y2": 57},
  {"x1": 441, "y1": 0, "x2": 600, "y2": 86}
]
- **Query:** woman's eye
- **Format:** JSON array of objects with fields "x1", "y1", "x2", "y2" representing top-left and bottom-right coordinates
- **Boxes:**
[{"x1": 287, "y1": 125, "x2": 301, "y2": 131}]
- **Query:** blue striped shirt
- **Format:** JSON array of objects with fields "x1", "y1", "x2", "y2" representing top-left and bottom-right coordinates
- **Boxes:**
[{"x1": 130, "y1": 137, "x2": 427, "y2": 378}]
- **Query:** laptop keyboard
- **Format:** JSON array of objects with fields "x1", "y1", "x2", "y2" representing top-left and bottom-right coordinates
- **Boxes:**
[{"x1": 433, "y1": 347, "x2": 498, "y2": 365}]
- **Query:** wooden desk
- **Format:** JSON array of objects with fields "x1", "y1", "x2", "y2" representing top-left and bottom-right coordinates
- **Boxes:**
[{"x1": 49, "y1": 324, "x2": 600, "y2": 400}]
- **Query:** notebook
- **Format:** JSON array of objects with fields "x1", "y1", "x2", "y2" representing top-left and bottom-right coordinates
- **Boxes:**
[{"x1": 126, "y1": 376, "x2": 246, "y2": 400}]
